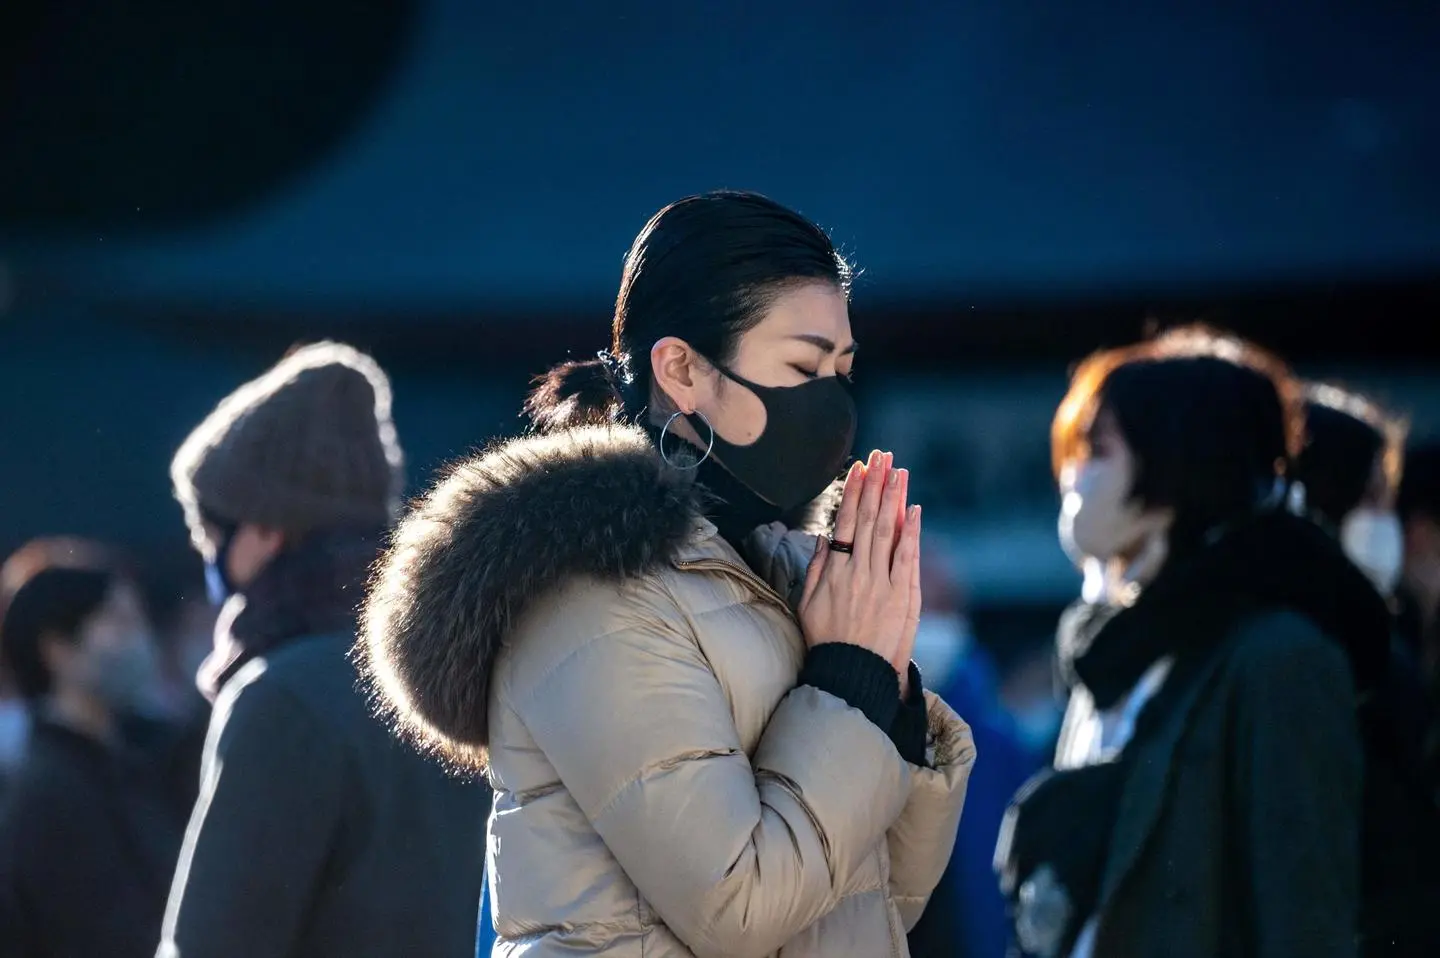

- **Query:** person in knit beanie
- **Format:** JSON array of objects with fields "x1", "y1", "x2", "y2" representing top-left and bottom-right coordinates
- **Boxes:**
[
  {"x1": 158, "y1": 342, "x2": 487, "y2": 958},
  {"x1": 171, "y1": 341, "x2": 404, "y2": 600},
  {"x1": 169, "y1": 341, "x2": 404, "y2": 697}
]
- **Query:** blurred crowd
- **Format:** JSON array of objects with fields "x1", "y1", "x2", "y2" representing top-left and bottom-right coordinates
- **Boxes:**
[{"x1": 1, "y1": 316, "x2": 1439, "y2": 956}]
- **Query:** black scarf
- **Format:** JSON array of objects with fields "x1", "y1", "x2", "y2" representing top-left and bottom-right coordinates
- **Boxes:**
[
  {"x1": 1060, "y1": 510, "x2": 1391, "y2": 711},
  {"x1": 197, "y1": 527, "x2": 384, "y2": 701}
]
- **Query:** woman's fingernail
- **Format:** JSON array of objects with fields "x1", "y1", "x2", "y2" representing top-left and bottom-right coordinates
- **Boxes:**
[{"x1": 888, "y1": 470, "x2": 899, "y2": 488}]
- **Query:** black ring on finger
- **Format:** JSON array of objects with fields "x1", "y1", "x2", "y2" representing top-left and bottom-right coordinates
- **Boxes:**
[{"x1": 828, "y1": 538, "x2": 854, "y2": 555}]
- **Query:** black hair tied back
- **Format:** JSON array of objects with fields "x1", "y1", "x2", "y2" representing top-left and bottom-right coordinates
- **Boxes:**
[
  {"x1": 523, "y1": 351, "x2": 630, "y2": 433},
  {"x1": 525, "y1": 191, "x2": 851, "y2": 435}
]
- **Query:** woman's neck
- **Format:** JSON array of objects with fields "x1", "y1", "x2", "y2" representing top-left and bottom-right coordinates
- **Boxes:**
[
  {"x1": 694, "y1": 455, "x2": 787, "y2": 551},
  {"x1": 643, "y1": 417, "x2": 787, "y2": 550}
]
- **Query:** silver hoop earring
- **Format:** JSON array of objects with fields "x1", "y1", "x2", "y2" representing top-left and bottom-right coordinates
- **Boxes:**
[{"x1": 658, "y1": 410, "x2": 714, "y2": 470}]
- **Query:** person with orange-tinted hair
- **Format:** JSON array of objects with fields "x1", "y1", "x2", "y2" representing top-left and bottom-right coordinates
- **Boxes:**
[{"x1": 997, "y1": 325, "x2": 1374, "y2": 958}]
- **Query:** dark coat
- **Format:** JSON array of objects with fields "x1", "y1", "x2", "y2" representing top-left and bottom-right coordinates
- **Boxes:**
[
  {"x1": 0, "y1": 718, "x2": 187, "y2": 958},
  {"x1": 1012, "y1": 513, "x2": 1405, "y2": 958},
  {"x1": 157, "y1": 632, "x2": 489, "y2": 958},
  {"x1": 1075, "y1": 608, "x2": 1361, "y2": 957}
]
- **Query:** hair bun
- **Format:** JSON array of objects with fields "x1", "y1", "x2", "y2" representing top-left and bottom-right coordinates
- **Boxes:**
[{"x1": 524, "y1": 357, "x2": 624, "y2": 432}]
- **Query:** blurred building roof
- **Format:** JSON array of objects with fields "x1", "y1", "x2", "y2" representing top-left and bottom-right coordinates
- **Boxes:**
[{"x1": 10, "y1": 1, "x2": 1440, "y2": 312}]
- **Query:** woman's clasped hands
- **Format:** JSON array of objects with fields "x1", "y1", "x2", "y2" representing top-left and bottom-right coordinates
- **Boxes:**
[{"x1": 799, "y1": 450, "x2": 922, "y2": 694}]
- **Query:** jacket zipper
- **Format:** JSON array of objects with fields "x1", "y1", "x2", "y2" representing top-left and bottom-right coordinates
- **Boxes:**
[
  {"x1": 679, "y1": 557, "x2": 904, "y2": 958},
  {"x1": 672, "y1": 557, "x2": 795, "y2": 618}
]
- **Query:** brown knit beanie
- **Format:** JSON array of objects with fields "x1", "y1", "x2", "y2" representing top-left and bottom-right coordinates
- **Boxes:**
[{"x1": 171, "y1": 342, "x2": 405, "y2": 537}]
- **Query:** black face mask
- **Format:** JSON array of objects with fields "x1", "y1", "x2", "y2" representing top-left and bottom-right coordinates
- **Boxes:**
[{"x1": 687, "y1": 364, "x2": 857, "y2": 511}]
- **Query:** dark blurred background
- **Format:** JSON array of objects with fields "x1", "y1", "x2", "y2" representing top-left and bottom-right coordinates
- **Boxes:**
[{"x1": 2, "y1": 0, "x2": 1439, "y2": 641}]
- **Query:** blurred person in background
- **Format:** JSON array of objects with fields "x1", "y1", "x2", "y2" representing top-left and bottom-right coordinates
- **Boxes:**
[
  {"x1": 908, "y1": 550, "x2": 1042, "y2": 958},
  {"x1": 157, "y1": 595, "x2": 219, "y2": 719},
  {"x1": 361, "y1": 191, "x2": 975, "y2": 957},
  {"x1": 1398, "y1": 441, "x2": 1440, "y2": 811},
  {"x1": 0, "y1": 673, "x2": 26, "y2": 800},
  {"x1": 158, "y1": 342, "x2": 487, "y2": 958},
  {"x1": 134, "y1": 595, "x2": 223, "y2": 842},
  {"x1": 0, "y1": 537, "x2": 184, "y2": 958},
  {"x1": 1398, "y1": 441, "x2": 1440, "y2": 698},
  {"x1": 996, "y1": 326, "x2": 1376, "y2": 958},
  {"x1": 910, "y1": 548, "x2": 996, "y2": 712},
  {"x1": 994, "y1": 639, "x2": 1063, "y2": 762},
  {"x1": 1292, "y1": 383, "x2": 1440, "y2": 955},
  {"x1": 1294, "y1": 384, "x2": 1409, "y2": 599}
]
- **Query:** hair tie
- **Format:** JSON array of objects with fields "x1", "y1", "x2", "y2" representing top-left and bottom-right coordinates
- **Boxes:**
[{"x1": 595, "y1": 350, "x2": 632, "y2": 389}]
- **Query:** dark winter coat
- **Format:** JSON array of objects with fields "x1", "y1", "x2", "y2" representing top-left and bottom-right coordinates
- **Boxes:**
[
  {"x1": 157, "y1": 632, "x2": 488, "y2": 958},
  {"x1": 1004, "y1": 513, "x2": 1393, "y2": 958},
  {"x1": 158, "y1": 531, "x2": 488, "y2": 958},
  {"x1": 0, "y1": 718, "x2": 187, "y2": 958}
]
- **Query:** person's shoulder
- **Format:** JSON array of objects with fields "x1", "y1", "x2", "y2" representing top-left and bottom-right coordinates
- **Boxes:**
[
  {"x1": 1224, "y1": 608, "x2": 1353, "y2": 688},
  {"x1": 224, "y1": 633, "x2": 351, "y2": 697},
  {"x1": 262, "y1": 631, "x2": 354, "y2": 680},
  {"x1": 500, "y1": 567, "x2": 693, "y2": 699},
  {"x1": 215, "y1": 634, "x2": 359, "y2": 736}
]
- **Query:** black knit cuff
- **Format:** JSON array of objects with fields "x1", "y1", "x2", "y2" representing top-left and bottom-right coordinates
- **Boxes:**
[
  {"x1": 798, "y1": 643, "x2": 901, "y2": 732},
  {"x1": 890, "y1": 662, "x2": 929, "y2": 766}
]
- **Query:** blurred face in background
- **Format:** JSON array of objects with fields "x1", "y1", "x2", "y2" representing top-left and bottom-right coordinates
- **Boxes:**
[
  {"x1": 911, "y1": 545, "x2": 972, "y2": 693},
  {"x1": 1338, "y1": 452, "x2": 1404, "y2": 597},
  {"x1": 1058, "y1": 409, "x2": 1173, "y2": 590},
  {"x1": 42, "y1": 580, "x2": 162, "y2": 717}
]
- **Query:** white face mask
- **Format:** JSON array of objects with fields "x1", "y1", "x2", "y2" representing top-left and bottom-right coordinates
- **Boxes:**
[
  {"x1": 1340, "y1": 507, "x2": 1404, "y2": 596},
  {"x1": 74, "y1": 637, "x2": 164, "y2": 715},
  {"x1": 1059, "y1": 459, "x2": 1158, "y2": 562},
  {"x1": 911, "y1": 612, "x2": 973, "y2": 692}
]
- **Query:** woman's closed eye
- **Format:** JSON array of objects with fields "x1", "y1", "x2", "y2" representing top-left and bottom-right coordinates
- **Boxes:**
[{"x1": 790, "y1": 364, "x2": 856, "y2": 383}]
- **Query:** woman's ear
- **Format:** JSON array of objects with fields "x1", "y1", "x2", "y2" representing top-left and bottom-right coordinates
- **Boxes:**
[{"x1": 650, "y1": 337, "x2": 701, "y2": 414}]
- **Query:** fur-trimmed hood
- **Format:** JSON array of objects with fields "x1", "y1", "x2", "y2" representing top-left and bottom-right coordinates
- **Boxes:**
[{"x1": 357, "y1": 423, "x2": 832, "y2": 768}]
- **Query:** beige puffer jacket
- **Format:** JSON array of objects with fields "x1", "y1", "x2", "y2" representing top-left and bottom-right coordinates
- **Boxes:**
[{"x1": 361, "y1": 425, "x2": 975, "y2": 957}]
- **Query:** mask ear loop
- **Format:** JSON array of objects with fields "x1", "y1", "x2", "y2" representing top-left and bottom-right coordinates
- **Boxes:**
[{"x1": 658, "y1": 410, "x2": 714, "y2": 469}]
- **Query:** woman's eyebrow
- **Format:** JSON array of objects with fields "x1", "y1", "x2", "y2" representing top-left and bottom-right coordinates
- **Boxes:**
[{"x1": 789, "y1": 333, "x2": 858, "y2": 355}]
